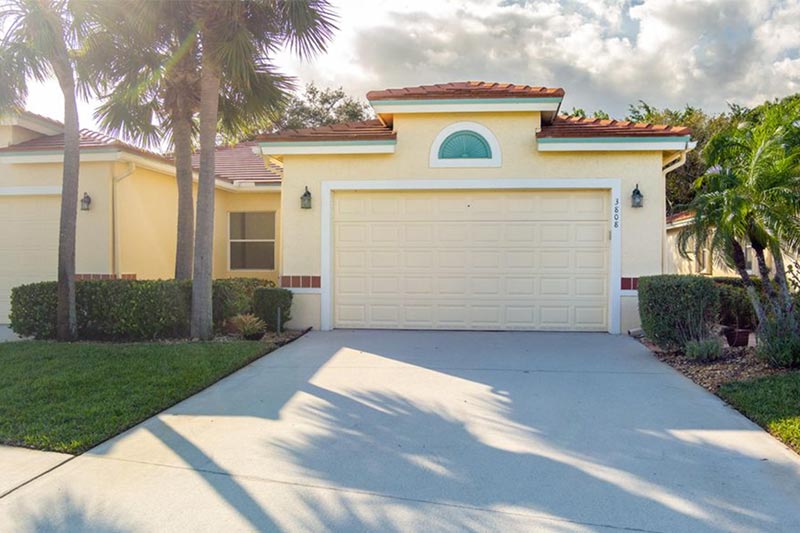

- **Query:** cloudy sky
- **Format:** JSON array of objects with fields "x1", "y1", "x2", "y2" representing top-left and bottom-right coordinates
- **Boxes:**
[{"x1": 27, "y1": 0, "x2": 800, "y2": 131}]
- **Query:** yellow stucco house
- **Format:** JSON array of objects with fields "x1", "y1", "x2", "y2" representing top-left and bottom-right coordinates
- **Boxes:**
[{"x1": 1, "y1": 81, "x2": 694, "y2": 333}]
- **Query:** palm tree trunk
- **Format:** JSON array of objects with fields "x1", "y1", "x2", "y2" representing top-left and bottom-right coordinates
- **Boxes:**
[
  {"x1": 173, "y1": 106, "x2": 194, "y2": 280},
  {"x1": 52, "y1": 53, "x2": 79, "y2": 341},
  {"x1": 731, "y1": 241, "x2": 767, "y2": 324},
  {"x1": 190, "y1": 47, "x2": 221, "y2": 340},
  {"x1": 769, "y1": 246, "x2": 794, "y2": 310},
  {"x1": 752, "y1": 245, "x2": 781, "y2": 314}
]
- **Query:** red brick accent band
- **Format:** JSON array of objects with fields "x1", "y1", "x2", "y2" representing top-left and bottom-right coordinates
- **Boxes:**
[
  {"x1": 281, "y1": 275, "x2": 321, "y2": 289},
  {"x1": 621, "y1": 277, "x2": 639, "y2": 290},
  {"x1": 75, "y1": 273, "x2": 137, "y2": 281}
]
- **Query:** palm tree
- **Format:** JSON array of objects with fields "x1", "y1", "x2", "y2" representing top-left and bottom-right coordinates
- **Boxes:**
[
  {"x1": 0, "y1": 0, "x2": 89, "y2": 340},
  {"x1": 189, "y1": 0, "x2": 335, "y2": 339},
  {"x1": 80, "y1": 0, "x2": 200, "y2": 279},
  {"x1": 678, "y1": 100, "x2": 800, "y2": 325},
  {"x1": 82, "y1": 1, "x2": 291, "y2": 281}
]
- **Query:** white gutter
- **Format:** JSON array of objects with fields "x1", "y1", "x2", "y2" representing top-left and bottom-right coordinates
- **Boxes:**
[
  {"x1": 660, "y1": 141, "x2": 696, "y2": 272},
  {"x1": 111, "y1": 162, "x2": 136, "y2": 277}
]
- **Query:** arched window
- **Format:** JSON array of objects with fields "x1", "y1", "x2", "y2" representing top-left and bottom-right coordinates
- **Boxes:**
[
  {"x1": 438, "y1": 131, "x2": 492, "y2": 159},
  {"x1": 430, "y1": 122, "x2": 501, "y2": 168}
]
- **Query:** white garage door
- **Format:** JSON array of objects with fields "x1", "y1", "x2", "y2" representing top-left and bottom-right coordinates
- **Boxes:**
[
  {"x1": 0, "y1": 197, "x2": 59, "y2": 322},
  {"x1": 333, "y1": 189, "x2": 610, "y2": 331}
]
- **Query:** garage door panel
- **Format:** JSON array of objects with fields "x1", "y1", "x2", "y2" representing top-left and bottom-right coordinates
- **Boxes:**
[
  {"x1": 333, "y1": 190, "x2": 609, "y2": 331},
  {"x1": 0, "y1": 197, "x2": 60, "y2": 322}
]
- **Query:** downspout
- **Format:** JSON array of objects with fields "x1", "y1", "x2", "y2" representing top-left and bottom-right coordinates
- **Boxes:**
[
  {"x1": 660, "y1": 143, "x2": 693, "y2": 273},
  {"x1": 111, "y1": 162, "x2": 136, "y2": 278}
]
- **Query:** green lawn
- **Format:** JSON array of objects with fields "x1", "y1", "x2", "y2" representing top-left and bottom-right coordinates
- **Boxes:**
[
  {"x1": 0, "y1": 340, "x2": 271, "y2": 454},
  {"x1": 719, "y1": 372, "x2": 800, "y2": 453}
]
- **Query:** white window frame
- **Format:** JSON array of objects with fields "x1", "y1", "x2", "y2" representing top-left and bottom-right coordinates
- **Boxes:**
[
  {"x1": 429, "y1": 121, "x2": 502, "y2": 168},
  {"x1": 228, "y1": 211, "x2": 276, "y2": 272}
]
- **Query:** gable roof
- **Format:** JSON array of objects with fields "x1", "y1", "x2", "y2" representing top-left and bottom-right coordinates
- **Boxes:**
[
  {"x1": 366, "y1": 81, "x2": 565, "y2": 101},
  {"x1": 191, "y1": 141, "x2": 281, "y2": 184},
  {"x1": 0, "y1": 128, "x2": 173, "y2": 164},
  {"x1": 539, "y1": 115, "x2": 692, "y2": 138},
  {"x1": 256, "y1": 119, "x2": 395, "y2": 143}
]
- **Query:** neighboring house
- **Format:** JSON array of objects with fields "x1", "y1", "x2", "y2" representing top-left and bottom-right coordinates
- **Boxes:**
[
  {"x1": 665, "y1": 211, "x2": 794, "y2": 277},
  {"x1": 0, "y1": 81, "x2": 695, "y2": 333},
  {"x1": 0, "y1": 114, "x2": 280, "y2": 322}
]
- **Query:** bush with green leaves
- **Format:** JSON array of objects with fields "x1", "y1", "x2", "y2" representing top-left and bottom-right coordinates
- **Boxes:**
[
  {"x1": 756, "y1": 311, "x2": 800, "y2": 368},
  {"x1": 10, "y1": 278, "x2": 274, "y2": 340},
  {"x1": 638, "y1": 275, "x2": 721, "y2": 350},
  {"x1": 229, "y1": 313, "x2": 266, "y2": 338},
  {"x1": 253, "y1": 287, "x2": 292, "y2": 332},
  {"x1": 717, "y1": 284, "x2": 757, "y2": 330},
  {"x1": 684, "y1": 338, "x2": 723, "y2": 362}
]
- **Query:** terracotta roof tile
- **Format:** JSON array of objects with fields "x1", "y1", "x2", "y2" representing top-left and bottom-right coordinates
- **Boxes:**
[
  {"x1": 256, "y1": 119, "x2": 395, "y2": 143},
  {"x1": 666, "y1": 211, "x2": 694, "y2": 224},
  {"x1": 0, "y1": 129, "x2": 172, "y2": 163},
  {"x1": 539, "y1": 115, "x2": 691, "y2": 138},
  {"x1": 367, "y1": 81, "x2": 565, "y2": 101},
  {"x1": 191, "y1": 141, "x2": 281, "y2": 184}
]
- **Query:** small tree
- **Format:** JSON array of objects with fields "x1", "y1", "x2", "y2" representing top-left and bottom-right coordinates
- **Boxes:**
[{"x1": 678, "y1": 99, "x2": 800, "y2": 364}]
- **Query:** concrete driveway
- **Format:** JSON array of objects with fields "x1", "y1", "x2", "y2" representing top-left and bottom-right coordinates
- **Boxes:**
[{"x1": 1, "y1": 331, "x2": 799, "y2": 532}]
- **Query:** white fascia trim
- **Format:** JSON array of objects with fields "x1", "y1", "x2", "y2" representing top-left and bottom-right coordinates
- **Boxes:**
[
  {"x1": 260, "y1": 143, "x2": 395, "y2": 156},
  {"x1": 320, "y1": 178, "x2": 622, "y2": 335},
  {"x1": 429, "y1": 121, "x2": 502, "y2": 168},
  {"x1": 0, "y1": 186, "x2": 62, "y2": 196},
  {"x1": 371, "y1": 101, "x2": 560, "y2": 114},
  {"x1": 0, "y1": 150, "x2": 121, "y2": 163},
  {"x1": 538, "y1": 140, "x2": 692, "y2": 152}
]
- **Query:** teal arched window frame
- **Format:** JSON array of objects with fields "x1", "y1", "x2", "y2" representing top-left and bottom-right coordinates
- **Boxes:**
[
  {"x1": 430, "y1": 122, "x2": 502, "y2": 168},
  {"x1": 438, "y1": 130, "x2": 492, "y2": 159}
]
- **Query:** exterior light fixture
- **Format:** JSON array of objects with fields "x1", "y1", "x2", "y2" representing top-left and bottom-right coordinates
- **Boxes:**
[
  {"x1": 80, "y1": 192, "x2": 92, "y2": 211},
  {"x1": 300, "y1": 186, "x2": 312, "y2": 209},
  {"x1": 631, "y1": 184, "x2": 643, "y2": 208}
]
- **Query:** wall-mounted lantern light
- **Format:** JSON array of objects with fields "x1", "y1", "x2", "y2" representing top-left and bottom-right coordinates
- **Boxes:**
[
  {"x1": 300, "y1": 186, "x2": 312, "y2": 209},
  {"x1": 80, "y1": 192, "x2": 92, "y2": 211},
  {"x1": 631, "y1": 184, "x2": 643, "y2": 208}
]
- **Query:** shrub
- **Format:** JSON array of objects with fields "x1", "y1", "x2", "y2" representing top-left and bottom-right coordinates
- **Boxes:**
[
  {"x1": 638, "y1": 275, "x2": 720, "y2": 350},
  {"x1": 253, "y1": 287, "x2": 292, "y2": 332},
  {"x1": 213, "y1": 278, "x2": 274, "y2": 327},
  {"x1": 684, "y1": 338, "x2": 723, "y2": 362},
  {"x1": 228, "y1": 314, "x2": 266, "y2": 339},
  {"x1": 756, "y1": 311, "x2": 800, "y2": 368},
  {"x1": 10, "y1": 278, "x2": 274, "y2": 340},
  {"x1": 717, "y1": 284, "x2": 757, "y2": 329}
]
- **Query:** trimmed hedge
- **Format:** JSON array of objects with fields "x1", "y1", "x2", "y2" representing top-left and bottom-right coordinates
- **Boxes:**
[
  {"x1": 253, "y1": 287, "x2": 292, "y2": 332},
  {"x1": 10, "y1": 278, "x2": 274, "y2": 340},
  {"x1": 638, "y1": 275, "x2": 720, "y2": 350}
]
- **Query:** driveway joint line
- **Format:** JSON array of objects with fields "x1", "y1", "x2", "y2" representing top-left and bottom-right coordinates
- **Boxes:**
[
  {"x1": 0, "y1": 454, "x2": 75, "y2": 500},
  {"x1": 87, "y1": 453, "x2": 665, "y2": 533},
  {"x1": 256, "y1": 365, "x2": 671, "y2": 375}
]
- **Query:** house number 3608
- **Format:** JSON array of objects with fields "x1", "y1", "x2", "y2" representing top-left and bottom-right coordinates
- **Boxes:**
[{"x1": 613, "y1": 198, "x2": 620, "y2": 228}]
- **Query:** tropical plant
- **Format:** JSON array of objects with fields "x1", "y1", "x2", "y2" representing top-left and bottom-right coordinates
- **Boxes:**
[
  {"x1": 189, "y1": 0, "x2": 335, "y2": 339},
  {"x1": 228, "y1": 313, "x2": 266, "y2": 339},
  {"x1": 0, "y1": 0, "x2": 91, "y2": 340},
  {"x1": 80, "y1": 1, "x2": 291, "y2": 280},
  {"x1": 678, "y1": 99, "x2": 800, "y2": 364}
]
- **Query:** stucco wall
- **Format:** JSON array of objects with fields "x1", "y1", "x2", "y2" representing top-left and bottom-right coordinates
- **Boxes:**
[
  {"x1": 0, "y1": 160, "x2": 115, "y2": 275},
  {"x1": 116, "y1": 164, "x2": 181, "y2": 279},
  {"x1": 273, "y1": 111, "x2": 667, "y2": 331},
  {"x1": 214, "y1": 190, "x2": 281, "y2": 285}
]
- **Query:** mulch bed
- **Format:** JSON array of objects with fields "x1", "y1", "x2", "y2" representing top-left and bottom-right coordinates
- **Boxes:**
[
  {"x1": 640, "y1": 338, "x2": 785, "y2": 392},
  {"x1": 261, "y1": 327, "x2": 310, "y2": 348}
]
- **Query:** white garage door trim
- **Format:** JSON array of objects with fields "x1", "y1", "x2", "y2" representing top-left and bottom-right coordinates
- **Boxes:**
[{"x1": 321, "y1": 178, "x2": 622, "y2": 334}]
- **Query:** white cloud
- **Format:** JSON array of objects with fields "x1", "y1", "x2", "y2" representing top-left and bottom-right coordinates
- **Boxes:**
[{"x1": 25, "y1": 0, "x2": 800, "y2": 129}]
